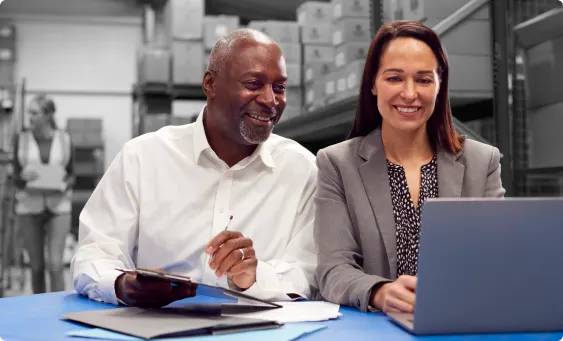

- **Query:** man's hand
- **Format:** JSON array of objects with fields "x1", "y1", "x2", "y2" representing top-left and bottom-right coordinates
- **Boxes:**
[
  {"x1": 115, "y1": 268, "x2": 197, "y2": 308},
  {"x1": 371, "y1": 275, "x2": 417, "y2": 313},
  {"x1": 205, "y1": 231, "x2": 258, "y2": 290}
]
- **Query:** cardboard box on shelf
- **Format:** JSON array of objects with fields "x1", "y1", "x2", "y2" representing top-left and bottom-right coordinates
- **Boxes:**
[
  {"x1": 303, "y1": 61, "x2": 332, "y2": 85},
  {"x1": 0, "y1": 60, "x2": 13, "y2": 86},
  {"x1": 0, "y1": 23, "x2": 15, "y2": 51},
  {"x1": 301, "y1": 23, "x2": 332, "y2": 44},
  {"x1": 344, "y1": 59, "x2": 365, "y2": 97},
  {"x1": 333, "y1": 69, "x2": 349, "y2": 103},
  {"x1": 297, "y1": 2, "x2": 333, "y2": 24},
  {"x1": 332, "y1": 18, "x2": 371, "y2": 46},
  {"x1": 281, "y1": 106, "x2": 302, "y2": 122},
  {"x1": 204, "y1": 15, "x2": 240, "y2": 50},
  {"x1": 324, "y1": 70, "x2": 339, "y2": 105},
  {"x1": 384, "y1": 0, "x2": 425, "y2": 22},
  {"x1": 82, "y1": 133, "x2": 104, "y2": 147},
  {"x1": 248, "y1": 21, "x2": 300, "y2": 43},
  {"x1": 334, "y1": 42, "x2": 369, "y2": 68},
  {"x1": 524, "y1": 35, "x2": 563, "y2": 109},
  {"x1": 0, "y1": 47, "x2": 14, "y2": 62},
  {"x1": 67, "y1": 118, "x2": 103, "y2": 132},
  {"x1": 286, "y1": 86, "x2": 303, "y2": 109},
  {"x1": 305, "y1": 77, "x2": 327, "y2": 111},
  {"x1": 513, "y1": 9, "x2": 563, "y2": 109},
  {"x1": 332, "y1": 0, "x2": 371, "y2": 21},
  {"x1": 169, "y1": 0, "x2": 204, "y2": 40},
  {"x1": 173, "y1": 40, "x2": 204, "y2": 84},
  {"x1": 143, "y1": 114, "x2": 171, "y2": 134},
  {"x1": 278, "y1": 43, "x2": 302, "y2": 65},
  {"x1": 204, "y1": 51, "x2": 211, "y2": 71},
  {"x1": 137, "y1": 47, "x2": 171, "y2": 84},
  {"x1": 170, "y1": 116, "x2": 194, "y2": 126},
  {"x1": 527, "y1": 101, "x2": 563, "y2": 169},
  {"x1": 286, "y1": 64, "x2": 302, "y2": 87},
  {"x1": 304, "y1": 44, "x2": 334, "y2": 64}
]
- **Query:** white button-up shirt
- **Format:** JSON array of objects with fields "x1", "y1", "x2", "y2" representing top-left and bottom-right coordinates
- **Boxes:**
[{"x1": 71, "y1": 107, "x2": 318, "y2": 305}]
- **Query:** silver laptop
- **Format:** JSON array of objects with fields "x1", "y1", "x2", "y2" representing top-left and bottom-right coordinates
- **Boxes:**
[{"x1": 388, "y1": 197, "x2": 563, "y2": 335}]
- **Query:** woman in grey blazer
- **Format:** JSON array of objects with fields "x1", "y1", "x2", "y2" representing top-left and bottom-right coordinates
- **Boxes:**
[{"x1": 314, "y1": 21, "x2": 505, "y2": 313}]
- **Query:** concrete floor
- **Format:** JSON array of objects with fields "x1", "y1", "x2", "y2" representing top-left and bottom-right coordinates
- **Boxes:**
[{"x1": 1, "y1": 234, "x2": 76, "y2": 297}]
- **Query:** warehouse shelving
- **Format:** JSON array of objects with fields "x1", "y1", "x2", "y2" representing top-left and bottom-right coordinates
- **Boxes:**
[
  {"x1": 274, "y1": 96, "x2": 495, "y2": 146},
  {"x1": 274, "y1": 0, "x2": 496, "y2": 150},
  {"x1": 131, "y1": 83, "x2": 206, "y2": 137}
]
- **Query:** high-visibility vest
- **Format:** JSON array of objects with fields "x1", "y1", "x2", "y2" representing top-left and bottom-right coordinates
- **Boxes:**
[{"x1": 15, "y1": 130, "x2": 72, "y2": 215}]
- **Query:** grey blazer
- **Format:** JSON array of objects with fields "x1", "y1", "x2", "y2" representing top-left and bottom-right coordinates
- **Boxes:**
[{"x1": 314, "y1": 128, "x2": 505, "y2": 312}]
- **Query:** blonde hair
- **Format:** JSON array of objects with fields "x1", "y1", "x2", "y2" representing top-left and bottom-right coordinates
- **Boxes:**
[{"x1": 31, "y1": 93, "x2": 57, "y2": 129}]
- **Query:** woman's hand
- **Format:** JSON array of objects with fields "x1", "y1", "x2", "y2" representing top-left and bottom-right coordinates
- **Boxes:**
[
  {"x1": 21, "y1": 169, "x2": 39, "y2": 182},
  {"x1": 371, "y1": 275, "x2": 417, "y2": 313}
]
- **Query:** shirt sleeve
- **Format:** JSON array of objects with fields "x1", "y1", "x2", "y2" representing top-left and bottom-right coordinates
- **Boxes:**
[
  {"x1": 241, "y1": 159, "x2": 318, "y2": 301},
  {"x1": 70, "y1": 143, "x2": 140, "y2": 305}
]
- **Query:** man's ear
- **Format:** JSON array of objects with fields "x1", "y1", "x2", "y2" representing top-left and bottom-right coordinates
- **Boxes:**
[{"x1": 202, "y1": 71, "x2": 216, "y2": 99}]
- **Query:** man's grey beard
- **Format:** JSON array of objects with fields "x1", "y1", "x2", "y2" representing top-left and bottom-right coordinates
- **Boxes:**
[{"x1": 239, "y1": 118, "x2": 273, "y2": 144}]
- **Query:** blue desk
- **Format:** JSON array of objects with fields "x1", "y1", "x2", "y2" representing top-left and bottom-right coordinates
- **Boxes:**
[{"x1": 0, "y1": 292, "x2": 561, "y2": 341}]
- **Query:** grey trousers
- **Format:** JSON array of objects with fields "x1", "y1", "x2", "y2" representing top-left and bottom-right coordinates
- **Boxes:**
[{"x1": 18, "y1": 211, "x2": 71, "y2": 294}]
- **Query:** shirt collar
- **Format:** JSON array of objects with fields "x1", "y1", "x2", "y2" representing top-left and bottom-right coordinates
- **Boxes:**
[
  {"x1": 193, "y1": 106, "x2": 211, "y2": 164},
  {"x1": 193, "y1": 106, "x2": 276, "y2": 169}
]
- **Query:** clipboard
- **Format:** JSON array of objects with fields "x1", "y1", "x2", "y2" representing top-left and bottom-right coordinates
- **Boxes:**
[
  {"x1": 116, "y1": 268, "x2": 283, "y2": 309},
  {"x1": 25, "y1": 163, "x2": 66, "y2": 192}
]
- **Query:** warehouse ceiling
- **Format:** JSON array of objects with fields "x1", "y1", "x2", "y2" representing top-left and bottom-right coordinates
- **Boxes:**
[
  {"x1": 206, "y1": 0, "x2": 332, "y2": 22},
  {"x1": 0, "y1": 0, "x2": 142, "y2": 17},
  {"x1": 0, "y1": 0, "x2": 331, "y2": 22}
]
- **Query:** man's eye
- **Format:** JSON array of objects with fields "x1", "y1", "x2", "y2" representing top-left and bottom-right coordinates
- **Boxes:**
[
  {"x1": 274, "y1": 85, "x2": 286, "y2": 93},
  {"x1": 245, "y1": 82, "x2": 261, "y2": 89}
]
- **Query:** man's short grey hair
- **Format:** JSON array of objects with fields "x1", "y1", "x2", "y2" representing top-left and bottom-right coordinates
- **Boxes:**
[{"x1": 207, "y1": 28, "x2": 278, "y2": 75}]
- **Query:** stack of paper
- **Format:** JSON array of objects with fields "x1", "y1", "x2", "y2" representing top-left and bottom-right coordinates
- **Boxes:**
[{"x1": 223, "y1": 301, "x2": 342, "y2": 323}]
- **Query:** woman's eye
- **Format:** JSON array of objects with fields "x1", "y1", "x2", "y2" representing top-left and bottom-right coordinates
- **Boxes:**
[{"x1": 418, "y1": 78, "x2": 433, "y2": 84}]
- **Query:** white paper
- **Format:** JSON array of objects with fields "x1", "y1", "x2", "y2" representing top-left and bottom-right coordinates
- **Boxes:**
[{"x1": 223, "y1": 301, "x2": 342, "y2": 323}]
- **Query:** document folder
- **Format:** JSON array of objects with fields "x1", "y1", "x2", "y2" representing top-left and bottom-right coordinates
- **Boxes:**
[{"x1": 62, "y1": 307, "x2": 282, "y2": 339}]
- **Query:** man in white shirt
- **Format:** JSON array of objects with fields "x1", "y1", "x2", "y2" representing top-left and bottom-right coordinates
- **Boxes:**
[{"x1": 71, "y1": 29, "x2": 318, "y2": 308}]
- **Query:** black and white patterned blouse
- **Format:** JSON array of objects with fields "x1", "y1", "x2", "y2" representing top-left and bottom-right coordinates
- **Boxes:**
[{"x1": 387, "y1": 154, "x2": 438, "y2": 277}]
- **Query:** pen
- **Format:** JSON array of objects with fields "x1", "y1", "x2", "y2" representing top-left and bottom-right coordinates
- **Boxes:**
[{"x1": 224, "y1": 215, "x2": 233, "y2": 231}]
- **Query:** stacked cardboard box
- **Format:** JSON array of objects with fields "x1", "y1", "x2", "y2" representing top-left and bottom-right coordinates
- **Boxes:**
[
  {"x1": 204, "y1": 15, "x2": 240, "y2": 68},
  {"x1": 170, "y1": 0, "x2": 206, "y2": 85},
  {"x1": 297, "y1": 2, "x2": 334, "y2": 112},
  {"x1": 248, "y1": 20, "x2": 301, "y2": 87},
  {"x1": 66, "y1": 118, "x2": 105, "y2": 236},
  {"x1": 248, "y1": 20, "x2": 302, "y2": 121},
  {"x1": 331, "y1": 0, "x2": 371, "y2": 103},
  {"x1": 0, "y1": 21, "x2": 15, "y2": 87}
]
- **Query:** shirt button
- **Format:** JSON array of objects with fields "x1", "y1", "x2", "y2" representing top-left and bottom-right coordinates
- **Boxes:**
[{"x1": 219, "y1": 208, "x2": 224, "y2": 213}]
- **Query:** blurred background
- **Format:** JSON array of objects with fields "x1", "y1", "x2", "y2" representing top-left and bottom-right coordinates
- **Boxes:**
[{"x1": 0, "y1": 0, "x2": 561, "y2": 297}]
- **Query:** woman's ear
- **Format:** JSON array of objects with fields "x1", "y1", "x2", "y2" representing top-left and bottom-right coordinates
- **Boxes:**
[{"x1": 371, "y1": 75, "x2": 378, "y2": 96}]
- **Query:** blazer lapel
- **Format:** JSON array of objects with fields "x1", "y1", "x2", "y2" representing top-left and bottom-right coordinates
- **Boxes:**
[
  {"x1": 358, "y1": 129, "x2": 397, "y2": 276},
  {"x1": 437, "y1": 148, "x2": 465, "y2": 197}
]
